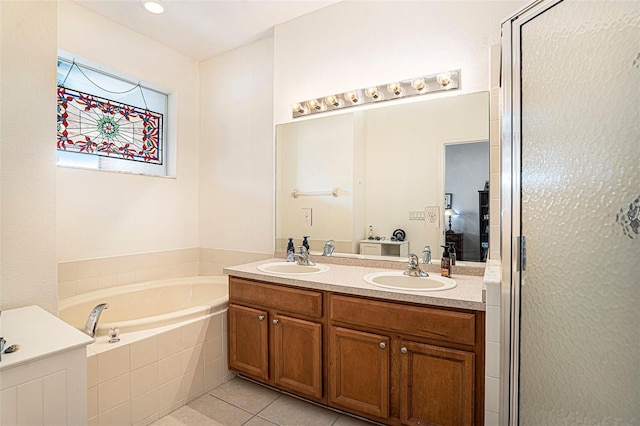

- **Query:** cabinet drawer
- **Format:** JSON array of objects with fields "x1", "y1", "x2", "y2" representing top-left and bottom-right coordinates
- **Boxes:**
[
  {"x1": 330, "y1": 294, "x2": 475, "y2": 346},
  {"x1": 230, "y1": 277, "x2": 323, "y2": 318}
]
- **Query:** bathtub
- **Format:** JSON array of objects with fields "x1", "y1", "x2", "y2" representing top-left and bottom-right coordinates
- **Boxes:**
[
  {"x1": 59, "y1": 276, "x2": 231, "y2": 425},
  {"x1": 59, "y1": 275, "x2": 229, "y2": 337}
]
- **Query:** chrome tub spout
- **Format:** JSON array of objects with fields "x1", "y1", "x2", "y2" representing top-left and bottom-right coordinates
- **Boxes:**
[{"x1": 85, "y1": 303, "x2": 109, "y2": 337}]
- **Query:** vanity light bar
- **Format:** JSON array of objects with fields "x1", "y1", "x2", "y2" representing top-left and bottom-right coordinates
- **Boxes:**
[{"x1": 292, "y1": 70, "x2": 460, "y2": 118}]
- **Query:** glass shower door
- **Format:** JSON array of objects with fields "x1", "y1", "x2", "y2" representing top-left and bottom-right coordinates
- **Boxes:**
[{"x1": 511, "y1": 0, "x2": 640, "y2": 424}]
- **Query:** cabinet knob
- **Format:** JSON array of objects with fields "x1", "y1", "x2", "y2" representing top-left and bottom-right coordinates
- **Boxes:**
[
  {"x1": 401, "y1": 347, "x2": 408, "y2": 354},
  {"x1": 379, "y1": 342, "x2": 386, "y2": 349},
  {"x1": 258, "y1": 315, "x2": 265, "y2": 321},
  {"x1": 272, "y1": 319, "x2": 279, "y2": 325}
]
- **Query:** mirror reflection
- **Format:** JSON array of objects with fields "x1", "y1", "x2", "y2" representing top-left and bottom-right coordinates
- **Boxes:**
[{"x1": 276, "y1": 91, "x2": 489, "y2": 262}]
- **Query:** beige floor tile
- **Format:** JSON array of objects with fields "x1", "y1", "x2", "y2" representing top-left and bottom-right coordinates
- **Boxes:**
[
  {"x1": 188, "y1": 394, "x2": 253, "y2": 426},
  {"x1": 150, "y1": 405, "x2": 224, "y2": 426},
  {"x1": 246, "y1": 416, "x2": 278, "y2": 426},
  {"x1": 258, "y1": 395, "x2": 339, "y2": 426},
  {"x1": 208, "y1": 377, "x2": 280, "y2": 414}
]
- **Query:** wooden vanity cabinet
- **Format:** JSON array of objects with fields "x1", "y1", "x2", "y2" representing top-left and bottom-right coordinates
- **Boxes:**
[
  {"x1": 228, "y1": 304, "x2": 269, "y2": 380},
  {"x1": 400, "y1": 341, "x2": 475, "y2": 426},
  {"x1": 328, "y1": 326, "x2": 390, "y2": 419},
  {"x1": 228, "y1": 277, "x2": 324, "y2": 401},
  {"x1": 228, "y1": 276, "x2": 485, "y2": 426},
  {"x1": 328, "y1": 294, "x2": 484, "y2": 426}
]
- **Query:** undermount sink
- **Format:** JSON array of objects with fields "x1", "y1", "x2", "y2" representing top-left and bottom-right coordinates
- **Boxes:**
[
  {"x1": 257, "y1": 262, "x2": 330, "y2": 275},
  {"x1": 363, "y1": 271, "x2": 457, "y2": 291}
]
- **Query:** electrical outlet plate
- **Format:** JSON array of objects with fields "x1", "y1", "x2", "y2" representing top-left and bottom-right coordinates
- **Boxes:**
[{"x1": 424, "y1": 206, "x2": 440, "y2": 227}]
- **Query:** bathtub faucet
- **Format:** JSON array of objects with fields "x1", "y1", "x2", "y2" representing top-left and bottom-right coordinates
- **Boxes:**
[{"x1": 85, "y1": 303, "x2": 109, "y2": 338}]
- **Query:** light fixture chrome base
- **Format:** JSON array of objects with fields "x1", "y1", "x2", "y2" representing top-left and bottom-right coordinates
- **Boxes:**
[{"x1": 292, "y1": 70, "x2": 460, "y2": 118}]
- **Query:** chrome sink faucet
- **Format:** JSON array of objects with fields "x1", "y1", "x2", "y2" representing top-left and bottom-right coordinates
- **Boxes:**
[
  {"x1": 294, "y1": 245, "x2": 316, "y2": 266},
  {"x1": 322, "y1": 240, "x2": 335, "y2": 256},
  {"x1": 404, "y1": 253, "x2": 429, "y2": 277}
]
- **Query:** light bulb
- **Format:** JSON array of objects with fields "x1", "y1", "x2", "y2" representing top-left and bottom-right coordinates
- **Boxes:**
[
  {"x1": 344, "y1": 91, "x2": 360, "y2": 103},
  {"x1": 325, "y1": 95, "x2": 341, "y2": 107},
  {"x1": 387, "y1": 82, "x2": 404, "y2": 96},
  {"x1": 292, "y1": 103, "x2": 307, "y2": 114},
  {"x1": 365, "y1": 87, "x2": 380, "y2": 99},
  {"x1": 437, "y1": 72, "x2": 452, "y2": 87},
  {"x1": 307, "y1": 99, "x2": 323, "y2": 110},
  {"x1": 411, "y1": 77, "x2": 426, "y2": 92}
]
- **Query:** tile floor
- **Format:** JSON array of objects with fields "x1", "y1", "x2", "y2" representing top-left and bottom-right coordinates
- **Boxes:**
[{"x1": 151, "y1": 376, "x2": 379, "y2": 426}]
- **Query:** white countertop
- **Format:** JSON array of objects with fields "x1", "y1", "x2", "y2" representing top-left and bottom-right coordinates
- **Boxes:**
[
  {"x1": 224, "y1": 258, "x2": 486, "y2": 311},
  {"x1": 0, "y1": 305, "x2": 94, "y2": 370},
  {"x1": 483, "y1": 259, "x2": 502, "y2": 286}
]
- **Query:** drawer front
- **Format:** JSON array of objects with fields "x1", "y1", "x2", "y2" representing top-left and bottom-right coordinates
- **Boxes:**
[
  {"x1": 330, "y1": 294, "x2": 475, "y2": 346},
  {"x1": 229, "y1": 277, "x2": 323, "y2": 318}
]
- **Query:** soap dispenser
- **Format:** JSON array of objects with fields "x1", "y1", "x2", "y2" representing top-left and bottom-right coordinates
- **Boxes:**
[
  {"x1": 302, "y1": 236, "x2": 310, "y2": 251},
  {"x1": 447, "y1": 242, "x2": 456, "y2": 265},
  {"x1": 286, "y1": 238, "x2": 295, "y2": 262},
  {"x1": 440, "y1": 245, "x2": 451, "y2": 277},
  {"x1": 368, "y1": 225, "x2": 374, "y2": 240}
]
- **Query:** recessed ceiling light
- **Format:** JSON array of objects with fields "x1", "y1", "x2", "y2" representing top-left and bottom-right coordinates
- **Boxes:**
[{"x1": 141, "y1": 0, "x2": 166, "y2": 14}]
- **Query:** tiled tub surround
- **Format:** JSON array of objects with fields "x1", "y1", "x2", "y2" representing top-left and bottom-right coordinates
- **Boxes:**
[
  {"x1": 86, "y1": 310, "x2": 232, "y2": 426},
  {"x1": 58, "y1": 247, "x2": 272, "y2": 299},
  {"x1": 58, "y1": 248, "x2": 200, "y2": 299},
  {"x1": 57, "y1": 275, "x2": 232, "y2": 425}
]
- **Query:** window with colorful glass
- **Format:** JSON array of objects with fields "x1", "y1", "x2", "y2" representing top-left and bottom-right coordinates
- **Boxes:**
[{"x1": 56, "y1": 56, "x2": 169, "y2": 176}]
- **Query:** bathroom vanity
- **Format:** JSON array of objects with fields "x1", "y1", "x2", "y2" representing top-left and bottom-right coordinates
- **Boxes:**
[{"x1": 224, "y1": 260, "x2": 485, "y2": 426}]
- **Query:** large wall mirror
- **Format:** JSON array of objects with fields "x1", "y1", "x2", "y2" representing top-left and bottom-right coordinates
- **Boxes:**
[{"x1": 276, "y1": 91, "x2": 489, "y2": 263}]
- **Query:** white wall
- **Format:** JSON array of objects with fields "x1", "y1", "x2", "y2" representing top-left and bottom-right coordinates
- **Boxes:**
[
  {"x1": 273, "y1": 1, "x2": 523, "y2": 125},
  {"x1": 56, "y1": 2, "x2": 200, "y2": 261},
  {"x1": 0, "y1": 1, "x2": 59, "y2": 313},
  {"x1": 199, "y1": 37, "x2": 274, "y2": 254}
]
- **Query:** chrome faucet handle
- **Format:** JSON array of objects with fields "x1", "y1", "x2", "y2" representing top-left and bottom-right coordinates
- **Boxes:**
[
  {"x1": 322, "y1": 240, "x2": 335, "y2": 256},
  {"x1": 405, "y1": 253, "x2": 428, "y2": 277},
  {"x1": 295, "y1": 245, "x2": 316, "y2": 266}
]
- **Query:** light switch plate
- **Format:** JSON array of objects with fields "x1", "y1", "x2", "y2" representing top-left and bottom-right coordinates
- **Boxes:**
[
  {"x1": 409, "y1": 210, "x2": 425, "y2": 220},
  {"x1": 424, "y1": 206, "x2": 440, "y2": 227},
  {"x1": 302, "y1": 208, "x2": 312, "y2": 226}
]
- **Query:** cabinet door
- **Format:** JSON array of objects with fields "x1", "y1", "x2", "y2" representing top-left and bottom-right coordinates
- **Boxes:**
[
  {"x1": 272, "y1": 314, "x2": 323, "y2": 400},
  {"x1": 328, "y1": 327, "x2": 389, "y2": 419},
  {"x1": 400, "y1": 341, "x2": 474, "y2": 426},
  {"x1": 228, "y1": 304, "x2": 269, "y2": 380}
]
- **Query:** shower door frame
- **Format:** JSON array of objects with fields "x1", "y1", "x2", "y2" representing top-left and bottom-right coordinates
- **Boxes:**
[{"x1": 500, "y1": 0, "x2": 563, "y2": 425}]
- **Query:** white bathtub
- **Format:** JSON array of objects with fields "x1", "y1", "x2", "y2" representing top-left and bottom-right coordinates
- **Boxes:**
[{"x1": 59, "y1": 276, "x2": 229, "y2": 337}]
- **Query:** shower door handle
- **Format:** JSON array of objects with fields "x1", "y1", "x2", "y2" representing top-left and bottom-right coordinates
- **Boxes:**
[{"x1": 517, "y1": 235, "x2": 527, "y2": 272}]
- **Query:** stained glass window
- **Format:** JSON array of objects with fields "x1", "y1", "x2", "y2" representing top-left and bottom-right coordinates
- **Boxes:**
[
  {"x1": 56, "y1": 56, "x2": 169, "y2": 176},
  {"x1": 57, "y1": 87, "x2": 163, "y2": 164}
]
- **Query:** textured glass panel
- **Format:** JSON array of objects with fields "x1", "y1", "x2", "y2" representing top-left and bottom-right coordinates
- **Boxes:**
[{"x1": 520, "y1": 0, "x2": 640, "y2": 425}]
